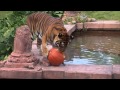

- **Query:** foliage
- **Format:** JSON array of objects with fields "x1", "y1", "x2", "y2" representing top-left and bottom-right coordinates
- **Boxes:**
[
  {"x1": 75, "y1": 12, "x2": 88, "y2": 23},
  {"x1": 45, "y1": 11, "x2": 64, "y2": 17},
  {"x1": 0, "y1": 11, "x2": 64, "y2": 60},
  {"x1": 0, "y1": 11, "x2": 13, "y2": 19},
  {"x1": 75, "y1": 12, "x2": 88, "y2": 31}
]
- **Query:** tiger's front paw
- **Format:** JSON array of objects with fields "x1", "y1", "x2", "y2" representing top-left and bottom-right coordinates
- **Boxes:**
[{"x1": 42, "y1": 47, "x2": 49, "y2": 57}]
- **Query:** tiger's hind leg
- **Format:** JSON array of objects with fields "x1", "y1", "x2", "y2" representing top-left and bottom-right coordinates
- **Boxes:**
[
  {"x1": 37, "y1": 37, "x2": 42, "y2": 55},
  {"x1": 37, "y1": 37, "x2": 42, "y2": 49}
]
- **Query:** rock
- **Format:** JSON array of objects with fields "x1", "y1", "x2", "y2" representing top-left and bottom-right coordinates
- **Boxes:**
[{"x1": 5, "y1": 25, "x2": 38, "y2": 68}]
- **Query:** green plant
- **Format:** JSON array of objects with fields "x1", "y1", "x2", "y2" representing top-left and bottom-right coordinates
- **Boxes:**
[
  {"x1": 0, "y1": 11, "x2": 37, "y2": 60},
  {"x1": 45, "y1": 11, "x2": 64, "y2": 17},
  {"x1": 75, "y1": 12, "x2": 88, "y2": 31}
]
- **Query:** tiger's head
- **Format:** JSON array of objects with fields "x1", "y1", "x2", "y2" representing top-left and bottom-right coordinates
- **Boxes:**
[{"x1": 52, "y1": 25, "x2": 74, "y2": 52}]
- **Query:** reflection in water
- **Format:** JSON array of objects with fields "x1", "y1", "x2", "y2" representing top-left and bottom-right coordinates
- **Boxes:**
[{"x1": 64, "y1": 30, "x2": 120, "y2": 65}]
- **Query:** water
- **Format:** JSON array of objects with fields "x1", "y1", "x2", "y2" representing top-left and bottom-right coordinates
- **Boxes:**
[{"x1": 64, "y1": 30, "x2": 120, "y2": 65}]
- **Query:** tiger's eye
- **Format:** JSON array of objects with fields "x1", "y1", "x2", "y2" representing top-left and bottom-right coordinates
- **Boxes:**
[{"x1": 58, "y1": 33, "x2": 63, "y2": 38}]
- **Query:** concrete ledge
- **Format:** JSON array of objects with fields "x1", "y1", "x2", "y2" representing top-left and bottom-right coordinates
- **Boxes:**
[
  {"x1": 0, "y1": 67, "x2": 42, "y2": 79},
  {"x1": 77, "y1": 20, "x2": 120, "y2": 30},
  {"x1": 64, "y1": 24, "x2": 76, "y2": 35},
  {"x1": 65, "y1": 65, "x2": 112, "y2": 79},
  {"x1": 42, "y1": 66, "x2": 65, "y2": 79},
  {"x1": 112, "y1": 65, "x2": 120, "y2": 79},
  {"x1": 0, "y1": 65, "x2": 116, "y2": 79}
]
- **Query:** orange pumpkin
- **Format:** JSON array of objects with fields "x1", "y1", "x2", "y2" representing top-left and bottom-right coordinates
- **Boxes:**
[{"x1": 48, "y1": 48, "x2": 65, "y2": 66}]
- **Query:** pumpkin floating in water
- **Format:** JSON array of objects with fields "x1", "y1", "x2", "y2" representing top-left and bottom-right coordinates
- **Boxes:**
[{"x1": 48, "y1": 48, "x2": 65, "y2": 66}]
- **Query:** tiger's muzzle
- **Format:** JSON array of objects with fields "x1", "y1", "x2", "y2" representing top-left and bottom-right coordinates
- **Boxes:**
[{"x1": 54, "y1": 40, "x2": 68, "y2": 52}]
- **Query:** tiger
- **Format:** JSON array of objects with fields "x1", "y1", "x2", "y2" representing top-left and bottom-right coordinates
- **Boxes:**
[{"x1": 26, "y1": 12, "x2": 73, "y2": 57}]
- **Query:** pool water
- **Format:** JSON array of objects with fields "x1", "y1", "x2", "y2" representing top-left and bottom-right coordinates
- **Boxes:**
[{"x1": 64, "y1": 30, "x2": 120, "y2": 65}]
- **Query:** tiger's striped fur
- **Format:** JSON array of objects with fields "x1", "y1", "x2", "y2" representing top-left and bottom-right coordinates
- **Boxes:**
[{"x1": 26, "y1": 12, "x2": 72, "y2": 57}]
